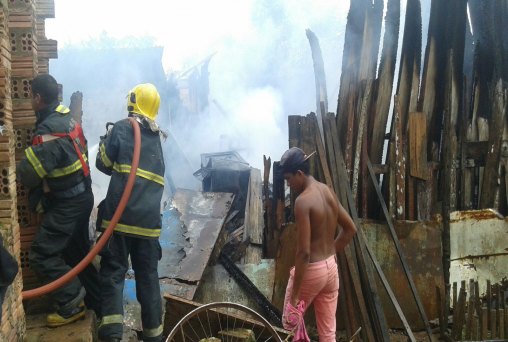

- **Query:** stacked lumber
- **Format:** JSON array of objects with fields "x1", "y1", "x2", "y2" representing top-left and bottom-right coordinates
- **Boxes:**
[
  {"x1": 330, "y1": 0, "x2": 508, "y2": 293},
  {"x1": 265, "y1": 0, "x2": 508, "y2": 340}
]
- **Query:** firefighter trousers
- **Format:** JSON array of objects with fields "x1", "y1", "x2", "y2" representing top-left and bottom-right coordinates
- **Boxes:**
[
  {"x1": 29, "y1": 189, "x2": 101, "y2": 316},
  {"x1": 98, "y1": 233, "x2": 163, "y2": 342}
]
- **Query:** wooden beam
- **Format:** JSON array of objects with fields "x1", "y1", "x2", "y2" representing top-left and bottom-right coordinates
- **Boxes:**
[
  {"x1": 409, "y1": 112, "x2": 428, "y2": 180},
  {"x1": 480, "y1": 80, "x2": 507, "y2": 208},
  {"x1": 306, "y1": 29, "x2": 328, "y2": 146}
]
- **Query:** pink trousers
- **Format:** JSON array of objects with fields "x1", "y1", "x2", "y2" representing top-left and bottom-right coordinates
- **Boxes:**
[{"x1": 283, "y1": 255, "x2": 339, "y2": 342}]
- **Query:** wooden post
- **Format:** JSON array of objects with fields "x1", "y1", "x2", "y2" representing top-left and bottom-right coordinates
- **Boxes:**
[
  {"x1": 305, "y1": 29, "x2": 328, "y2": 147},
  {"x1": 453, "y1": 287, "x2": 467, "y2": 340},
  {"x1": 394, "y1": 97, "x2": 406, "y2": 219},
  {"x1": 497, "y1": 285, "x2": 502, "y2": 339},
  {"x1": 487, "y1": 280, "x2": 492, "y2": 328},
  {"x1": 490, "y1": 308, "x2": 497, "y2": 338},
  {"x1": 352, "y1": 80, "x2": 372, "y2": 204},
  {"x1": 453, "y1": 282, "x2": 458, "y2": 309},
  {"x1": 389, "y1": 140, "x2": 396, "y2": 219},
  {"x1": 445, "y1": 284, "x2": 451, "y2": 336},
  {"x1": 475, "y1": 281, "x2": 481, "y2": 319},
  {"x1": 481, "y1": 306, "x2": 488, "y2": 340},
  {"x1": 504, "y1": 309, "x2": 508, "y2": 340},
  {"x1": 480, "y1": 80, "x2": 507, "y2": 208},
  {"x1": 466, "y1": 279, "x2": 475, "y2": 339},
  {"x1": 472, "y1": 315, "x2": 479, "y2": 341},
  {"x1": 500, "y1": 308, "x2": 505, "y2": 339},
  {"x1": 437, "y1": 286, "x2": 445, "y2": 338}
]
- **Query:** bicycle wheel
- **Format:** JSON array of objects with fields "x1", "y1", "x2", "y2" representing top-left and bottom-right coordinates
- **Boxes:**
[{"x1": 165, "y1": 302, "x2": 283, "y2": 342}]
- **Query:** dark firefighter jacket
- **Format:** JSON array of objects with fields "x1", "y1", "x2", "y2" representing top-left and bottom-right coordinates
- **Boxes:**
[
  {"x1": 17, "y1": 101, "x2": 91, "y2": 211},
  {"x1": 96, "y1": 117, "x2": 165, "y2": 239},
  {"x1": 0, "y1": 235, "x2": 18, "y2": 320}
]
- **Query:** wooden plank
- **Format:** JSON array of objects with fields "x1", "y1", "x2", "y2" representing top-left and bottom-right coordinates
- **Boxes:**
[
  {"x1": 488, "y1": 280, "x2": 492, "y2": 328},
  {"x1": 444, "y1": 284, "x2": 451, "y2": 339},
  {"x1": 335, "y1": 0, "x2": 367, "y2": 150},
  {"x1": 369, "y1": 0, "x2": 400, "y2": 166},
  {"x1": 367, "y1": 159, "x2": 433, "y2": 340},
  {"x1": 497, "y1": 285, "x2": 502, "y2": 338},
  {"x1": 328, "y1": 118, "x2": 390, "y2": 341},
  {"x1": 313, "y1": 117, "x2": 333, "y2": 188},
  {"x1": 394, "y1": 97, "x2": 406, "y2": 219},
  {"x1": 491, "y1": 309, "x2": 497, "y2": 339},
  {"x1": 320, "y1": 114, "x2": 376, "y2": 342},
  {"x1": 482, "y1": 306, "x2": 488, "y2": 340},
  {"x1": 500, "y1": 309, "x2": 505, "y2": 339},
  {"x1": 351, "y1": 80, "x2": 372, "y2": 203},
  {"x1": 322, "y1": 114, "x2": 339, "y2": 192},
  {"x1": 504, "y1": 309, "x2": 508, "y2": 340},
  {"x1": 409, "y1": 112, "x2": 428, "y2": 180},
  {"x1": 453, "y1": 287, "x2": 467, "y2": 340},
  {"x1": 466, "y1": 279, "x2": 475, "y2": 340},
  {"x1": 453, "y1": 282, "x2": 458, "y2": 310},
  {"x1": 344, "y1": 86, "x2": 356, "y2": 181},
  {"x1": 389, "y1": 140, "x2": 396, "y2": 219},
  {"x1": 244, "y1": 168, "x2": 263, "y2": 264},
  {"x1": 305, "y1": 29, "x2": 328, "y2": 146},
  {"x1": 437, "y1": 286, "x2": 445, "y2": 338},
  {"x1": 480, "y1": 81, "x2": 507, "y2": 208},
  {"x1": 263, "y1": 155, "x2": 276, "y2": 258}
]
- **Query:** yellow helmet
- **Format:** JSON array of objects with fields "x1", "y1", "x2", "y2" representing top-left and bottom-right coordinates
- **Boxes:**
[{"x1": 127, "y1": 83, "x2": 161, "y2": 120}]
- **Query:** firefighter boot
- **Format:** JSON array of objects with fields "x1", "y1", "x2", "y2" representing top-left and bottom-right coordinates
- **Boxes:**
[
  {"x1": 47, "y1": 287, "x2": 87, "y2": 327},
  {"x1": 47, "y1": 301, "x2": 86, "y2": 327}
]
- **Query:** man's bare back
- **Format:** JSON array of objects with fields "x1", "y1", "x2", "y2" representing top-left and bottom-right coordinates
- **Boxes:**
[
  {"x1": 295, "y1": 176, "x2": 356, "y2": 262},
  {"x1": 296, "y1": 179, "x2": 339, "y2": 262}
]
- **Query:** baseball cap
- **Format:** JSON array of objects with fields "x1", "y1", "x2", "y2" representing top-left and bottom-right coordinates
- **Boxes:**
[{"x1": 280, "y1": 147, "x2": 316, "y2": 173}]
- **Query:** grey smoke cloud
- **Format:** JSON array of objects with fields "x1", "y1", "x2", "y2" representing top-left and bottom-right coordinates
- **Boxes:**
[{"x1": 48, "y1": 0, "x2": 350, "y2": 191}]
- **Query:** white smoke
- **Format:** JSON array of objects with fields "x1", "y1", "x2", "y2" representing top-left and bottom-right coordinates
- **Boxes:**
[{"x1": 47, "y1": 0, "x2": 349, "y2": 185}]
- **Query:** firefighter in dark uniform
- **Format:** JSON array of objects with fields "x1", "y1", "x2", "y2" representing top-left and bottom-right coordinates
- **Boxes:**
[
  {"x1": 17, "y1": 74, "x2": 101, "y2": 326},
  {"x1": 96, "y1": 83, "x2": 165, "y2": 342},
  {"x1": 0, "y1": 235, "x2": 18, "y2": 322}
]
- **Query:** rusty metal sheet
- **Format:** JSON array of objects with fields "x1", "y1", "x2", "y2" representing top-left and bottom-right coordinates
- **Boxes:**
[
  {"x1": 159, "y1": 189, "x2": 234, "y2": 299},
  {"x1": 193, "y1": 260, "x2": 275, "y2": 314},
  {"x1": 450, "y1": 209, "x2": 508, "y2": 295},
  {"x1": 362, "y1": 219, "x2": 444, "y2": 330}
]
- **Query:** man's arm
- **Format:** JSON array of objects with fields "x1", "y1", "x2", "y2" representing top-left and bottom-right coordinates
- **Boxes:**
[
  {"x1": 96, "y1": 123, "x2": 120, "y2": 175},
  {"x1": 17, "y1": 141, "x2": 61, "y2": 189},
  {"x1": 334, "y1": 199, "x2": 357, "y2": 253},
  {"x1": 290, "y1": 196, "x2": 311, "y2": 306}
]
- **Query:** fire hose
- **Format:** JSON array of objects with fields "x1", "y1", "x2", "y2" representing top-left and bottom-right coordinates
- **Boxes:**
[{"x1": 22, "y1": 117, "x2": 141, "y2": 299}]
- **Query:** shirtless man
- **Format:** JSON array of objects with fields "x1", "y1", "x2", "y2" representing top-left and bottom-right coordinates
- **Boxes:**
[{"x1": 280, "y1": 147, "x2": 357, "y2": 342}]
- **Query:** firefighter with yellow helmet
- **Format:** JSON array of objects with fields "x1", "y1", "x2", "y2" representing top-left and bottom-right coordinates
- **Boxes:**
[{"x1": 96, "y1": 83, "x2": 165, "y2": 342}]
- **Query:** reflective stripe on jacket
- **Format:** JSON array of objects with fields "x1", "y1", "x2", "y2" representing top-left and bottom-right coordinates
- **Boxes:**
[
  {"x1": 96, "y1": 117, "x2": 165, "y2": 239},
  {"x1": 17, "y1": 102, "x2": 91, "y2": 197}
]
